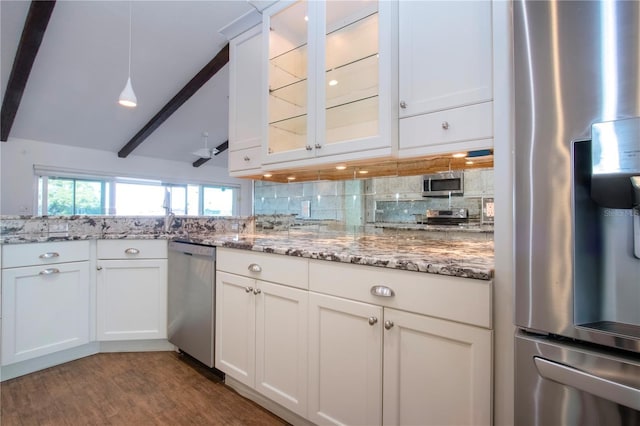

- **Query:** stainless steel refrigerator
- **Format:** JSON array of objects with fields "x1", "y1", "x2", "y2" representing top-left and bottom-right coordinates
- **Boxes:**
[{"x1": 513, "y1": 1, "x2": 640, "y2": 424}]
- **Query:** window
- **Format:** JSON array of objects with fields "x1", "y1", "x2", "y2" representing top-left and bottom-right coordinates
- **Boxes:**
[
  {"x1": 37, "y1": 174, "x2": 239, "y2": 217},
  {"x1": 40, "y1": 177, "x2": 106, "y2": 215}
]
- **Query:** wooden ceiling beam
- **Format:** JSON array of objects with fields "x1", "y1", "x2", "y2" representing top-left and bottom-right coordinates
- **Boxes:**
[
  {"x1": 118, "y1": 44, "x2": 230, "y2": 158},
  {"x1": 1, "y1": 1, "x2": 56, "y2": 142},
  {"x1": 192, "y1": 140, "x2": 229, "y2": 167}
]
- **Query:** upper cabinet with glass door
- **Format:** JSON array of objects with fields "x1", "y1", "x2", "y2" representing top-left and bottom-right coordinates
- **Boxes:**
[{"x1": 263, "y1": 0, "x2": 397, "y2": 169}]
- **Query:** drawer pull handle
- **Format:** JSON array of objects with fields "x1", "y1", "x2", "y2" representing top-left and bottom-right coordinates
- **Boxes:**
[
  {"x1": 244, "y1": 156, "x2": 250, "y2": 161},
  {"x1": 305, "y1": 145, "x2": 313, "y2": 151},
  {"x1": 314, "y1": 143, "x2": 322, "y2": 149},
  {"x1": 370, "y1": 285, "x2": 395, "y2": 297},
  {"x1": 441, "y1": 121, "x2": 450, "y2": 130},
  {"x1": 124, "y1": 248, "x2": 140, "y2": 255},
  {"x1": 39, "y1": 268, "x2": 60, "y2": 275},
  {"x1": 97, "y1": 266, "x2": 103, "y2": 271},
  {"x1": 368, "y1": 316, "x2": 378, "y2": 326},
  {"x1": 245, "y1": 287, "x2": 253, "y2": 293},
  {"x1": 399, "y1": 100, "x2": 407, "y2": 109},
  {"x1": 253, "y1": 288, "x2": 262, "y2": 295},
  {"x1": 384, "y1": 320, "x2": 394, "y2": 330},
  {"x1": 248, "y1": 263, "x2": 262, "y2": 273},
  {"x1": 39, "y1": 252, "x2": 60, "y2": 259}
]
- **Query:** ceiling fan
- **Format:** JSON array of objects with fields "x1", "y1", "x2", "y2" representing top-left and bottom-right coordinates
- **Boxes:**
[{"x1": 192, "y1": 132, "x2": 219, "y2": 159}]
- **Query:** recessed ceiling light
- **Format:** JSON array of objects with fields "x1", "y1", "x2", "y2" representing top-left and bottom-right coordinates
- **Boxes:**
[
  {"x1": 287, "y1": 176, "x2": 296, "y2": 181},
  {"x1": 336, "y1": 165, "x2": 347, "y2": 170},
  {"x1": 304, "y1": 15, "x2": 308, "y2": 21},
  {"x1": 358, "y1": 170, "x2": 369, "y2": 174},
  {"x1": 263, "y1": 173, "x2": 272, "y2": 178},
  {"x1": 465, "y1": 160, "x2": 474, "y2": 165},
  {"x1": 329, "y1": 79, "x2": 338, "y2": 86},
  {"x1": 452, "y1": 152, "x2": 467, "y2": 158}
]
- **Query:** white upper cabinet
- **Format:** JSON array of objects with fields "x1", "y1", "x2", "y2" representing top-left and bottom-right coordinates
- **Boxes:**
[
  {"x1": 262, "y1": 0, "x2": 397, "y2": 169},
  {"x1": 398, "y1": 0, "x2": 493, "y2": 157},
  {"x1": 229, "y1": 25, "x2": 264, "y2": 177}
]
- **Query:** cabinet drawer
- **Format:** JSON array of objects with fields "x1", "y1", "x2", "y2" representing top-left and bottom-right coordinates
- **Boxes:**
[
  {"x1": 229, "y1": 147, "x2": 262, "y2": 174},
  {"x1": 217, "y1": 248, "x2": 308, "y2": 290},
  {"x1": 309, "y1": 260, "x2": 491, "y2": 328},
  {"x1": 1, "y1": 241, "x2": 90, "y2": 268},
  {"x1": 400, "y1": 101, "x2": 493, "y2": 152},
  {"x1": 97, "y1": 240, "x2": 167, "y2": 259}
]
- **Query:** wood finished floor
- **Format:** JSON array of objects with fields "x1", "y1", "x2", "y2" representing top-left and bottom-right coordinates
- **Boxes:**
[{"x1": 0, "y1": 351, "x2": 289, "y2": 425}]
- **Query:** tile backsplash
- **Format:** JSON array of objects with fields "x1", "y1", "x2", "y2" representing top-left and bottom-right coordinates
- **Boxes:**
[{"x1": 254, "y1": 168, "x2": 494, "y2": 225}]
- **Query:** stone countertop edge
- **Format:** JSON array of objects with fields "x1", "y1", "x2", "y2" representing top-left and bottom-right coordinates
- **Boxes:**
[{"x1": 0, "y1": 232, "x2": 494, "y2": 281}]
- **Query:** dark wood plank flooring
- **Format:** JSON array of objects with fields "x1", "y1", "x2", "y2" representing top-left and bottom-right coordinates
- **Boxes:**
[{"x1": 1, "y1": 351, "x2": 289, "y2": 425}]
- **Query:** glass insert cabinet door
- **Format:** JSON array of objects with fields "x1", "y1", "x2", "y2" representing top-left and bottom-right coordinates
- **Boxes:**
[
  {"x1": 266, "y1": 0, "x2": 312, "y2": 158},
  {"x1": 263, "y1": 0, "x2": 393, "y2": 165}
]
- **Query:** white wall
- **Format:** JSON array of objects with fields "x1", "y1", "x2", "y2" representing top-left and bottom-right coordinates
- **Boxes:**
[{"x1": 0, "y1": 137, "x2": 253, "y2": 216}]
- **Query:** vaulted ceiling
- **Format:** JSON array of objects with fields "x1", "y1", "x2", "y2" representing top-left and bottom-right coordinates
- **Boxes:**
[{"x1": 0, "y1": 1, "x2": 262, "y2": 168}]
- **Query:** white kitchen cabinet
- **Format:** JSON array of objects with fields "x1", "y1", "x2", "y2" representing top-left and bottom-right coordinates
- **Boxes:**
[
  {"x1": 383, "y1": 308, "x2": 492, "y2": 426},
  {"x1": 398, "y1": 0, "x2": 493, "y2": 157},
  {"x1": 261, "y1": 0, "x2": 397, "y2": 170},
  {"x1": 96, "y1": 240, "x2": 167, "y2": 341},
  {"x1": 1, "y1": 241, "x2": 91, "y2": 365},
  {"x1": 308, "y1": 292, "x2": 383, "y2": 426},
  {"x1": 216, "y1": 248, "x2": 309, "y2": 417},
  {"x1": 308, "y1": 260, "x2": 493, "y2": 426},
  {"x1": 229, "y1": 24, "x2": 264, "y2": 177}
]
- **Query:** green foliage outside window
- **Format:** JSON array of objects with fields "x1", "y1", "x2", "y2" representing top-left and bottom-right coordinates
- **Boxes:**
[{"x1": 47, "y1": 178, "x2": 104, "y2": 215}]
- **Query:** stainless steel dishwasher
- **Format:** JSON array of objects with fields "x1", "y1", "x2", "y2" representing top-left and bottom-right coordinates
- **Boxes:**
[{"x1": 167, "y1": 241, "x2": 216, "y2": 368}]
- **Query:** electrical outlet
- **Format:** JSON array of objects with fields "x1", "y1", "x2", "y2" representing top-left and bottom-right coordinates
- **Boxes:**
[{"x1": 49, "y1": 223, "x2": 69, "y2": 234}]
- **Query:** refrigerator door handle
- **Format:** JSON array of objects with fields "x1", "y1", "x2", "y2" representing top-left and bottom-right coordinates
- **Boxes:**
[{"x1": 534, "y1": 356, "x2": 640, "y2": 411}]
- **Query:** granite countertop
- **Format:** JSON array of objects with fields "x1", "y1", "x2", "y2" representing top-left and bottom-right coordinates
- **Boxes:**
[
  {"x1": 1, "y1": 229, "x2": 494, "y2": 281},
  {"x1": 184, "y1": 229, "x2": 494, "y2": 281}
]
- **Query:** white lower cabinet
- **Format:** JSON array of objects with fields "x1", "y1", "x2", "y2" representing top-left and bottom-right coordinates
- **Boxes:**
[
  {"x1": 1, "y1": 241, "x2": 91, "y2": 365},
  {"x1": 382, "y1": 308, "x2": 492, "y2": 426},
  {"x1": 216, "y1": 249, "x2": 309, "y2": 418},
  {"x1": 216, "y1": 250, "x2": 493, "y2": 426},
  {"x1": 308, "y1": 260, "x2": 493, "y2": 426},
  {"x1": 96, "y1": 240, "x2": 168, "y2": 341},
  {"x1": 308, "y1": 293, "x2": 491, "y2": 426},
  {"x1": 308, "y1": 293, "x2": 383, "y2": 426}
]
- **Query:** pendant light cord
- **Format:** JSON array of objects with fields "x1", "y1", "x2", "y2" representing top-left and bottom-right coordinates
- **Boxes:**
[{"x1": 127, "y1": 1, "x2": 132, "y2": 78}]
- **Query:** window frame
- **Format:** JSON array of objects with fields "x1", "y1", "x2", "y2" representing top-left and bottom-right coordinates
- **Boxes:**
[{"x1": 36, "y1": 171, "x2": 240, "y2": 217}]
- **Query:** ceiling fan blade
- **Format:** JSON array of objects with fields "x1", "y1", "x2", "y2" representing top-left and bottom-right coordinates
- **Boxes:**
[{"x1": 192, "y1": 147, "x2": 212, "y2": 158}]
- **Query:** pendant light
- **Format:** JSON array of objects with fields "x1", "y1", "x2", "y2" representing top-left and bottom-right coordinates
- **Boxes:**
[{"x1": 119, "y1": 1, "x2": 137, "y2": 107}]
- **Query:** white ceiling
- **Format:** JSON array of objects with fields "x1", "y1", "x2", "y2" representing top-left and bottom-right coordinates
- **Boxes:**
[{"x1": 0, "y1": 0, "x2": 259, "y2": 168}]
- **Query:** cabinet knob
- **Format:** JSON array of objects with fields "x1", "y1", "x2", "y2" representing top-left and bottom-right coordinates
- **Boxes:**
[
  {"x1": 370, "y1": 285, "x2": 395, "y2": 297},
  {"x1": 384, "y1": 320, "x2": 394, "y2": 330},
  {"x1": 248, "y1": 263, "x2": 262, "y2": 273},
  {"x1": 124, "y1": 248, "x2": 140, "y2": 255},
  {"x1": 97, "y1": 266, "x2": 103, "y2": 270},
  {"x1": 245, "y1": 286, "x2": 254, "y2": 293},
  {"x1": 39, "y1": 252, "x2": 60, "y2": 259},
  {"x1": 441, "y1": 121, "x2": 450, "y2": 130},
  {"x1": 253, "y1": 288, "x2": 262, "y2": 295},
  {"x1": 314, "y1": 143, "x2": 322, "y2": 149},
  {"x1": 400, "y1": 101, "x2": 407, "y2": 109},
  {"x1": 368, "y1": 316, "x2": 378, "y2": 326},
  {"x1": 243, "y1": 156, "x2": 250, "y2": 161},
  {"x1": 305, "y1": 145, "x2": 313, "y2": 151},
  {"x1": 39, "y1": 268, "x2": 60, "y2": 276}
]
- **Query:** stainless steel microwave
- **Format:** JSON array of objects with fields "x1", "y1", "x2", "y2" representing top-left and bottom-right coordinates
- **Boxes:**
[{"x1": 422, "y1": 171, "x2": 464, "y2": 197}]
